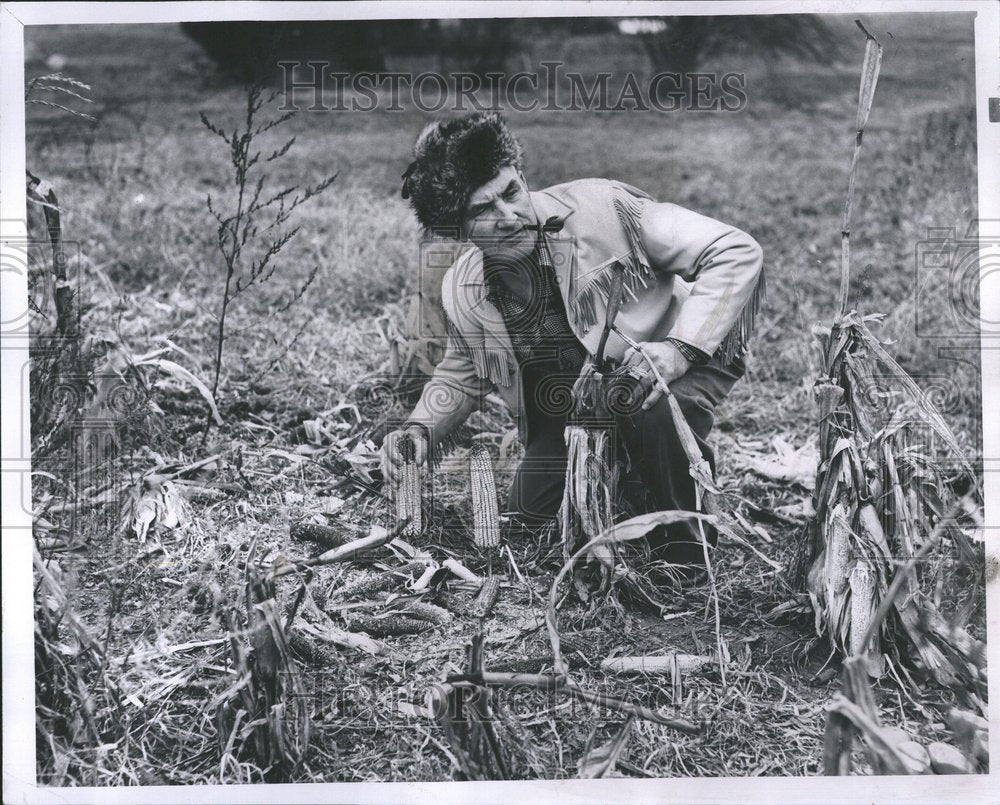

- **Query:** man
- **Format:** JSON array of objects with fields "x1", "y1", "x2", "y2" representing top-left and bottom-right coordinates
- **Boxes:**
[{"x1": 382, "y1": 112, "x2": 764, "y2": 569}]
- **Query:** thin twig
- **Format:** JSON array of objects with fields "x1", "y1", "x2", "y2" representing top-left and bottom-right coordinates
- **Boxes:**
[
  {"x1": 617, "y1": 334, "x2": 728, "y2": 684},
  {"x1": 446, "y1": 674, "x2": 701, "y2": 734}
]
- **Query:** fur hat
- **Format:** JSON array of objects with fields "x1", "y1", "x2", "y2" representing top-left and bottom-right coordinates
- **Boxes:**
[{"x1": 401, "y1": 112, "x2": 523, "y2": 232}]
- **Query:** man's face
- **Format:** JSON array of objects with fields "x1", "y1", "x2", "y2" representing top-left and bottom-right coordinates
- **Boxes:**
[{"x1": 462, "y1": 166, "x2": 538, "y2": 257}]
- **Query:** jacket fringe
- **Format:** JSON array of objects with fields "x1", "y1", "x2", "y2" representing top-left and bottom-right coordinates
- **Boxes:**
[
  {"x1": 445, "y1": 313, "x2": 515, "y2": 388},
  {"x1": 570, "y1": 254, "x2": 653, "y2": 332},
  {"x1": 715, "y1": 268, "x2": 767, "y2": 365},
  {"x1": 613, "y1": 190, "x2": 651, "y2": 266},
  {"x1": 569, "y1": 190, "x2": 655, "y2": 331},
  {"x1": 430, "y1": 423, "x2": 473, "y2": 466}
]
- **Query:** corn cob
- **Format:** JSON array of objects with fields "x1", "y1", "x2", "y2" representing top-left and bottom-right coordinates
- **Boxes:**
[
  {"x1": 288, "y1": 629, "x2": 339, "y2": 665},
  {"x1": 442, "y1": 558, "x2": 481, "y2": 585},
  {"x1": 290, "y1": 520, "x2": 358, "y2": 550},
  {"x1": 824, "y1": 507, "x2": 853, "y2": 598},
  {"x1": 472, "y1": 575, "x2": 501, "y2": 619},
  {"x1": 432, "y1": 590, "x2": 472, "y2": 617},
  {"x1": 488, "y1": 655, "x2": 564, "y2": 674},
  {"x1": 347, "y1": 614, "x2": 431, "y2": 637},
  {"x1": 328, "y1": 561, "x2": 422, "y2": 602},
  {"x1": 469, "y1": 444, "x2": 500, "y2": 549},
  {"x1": 849, "y1": 559, "x2": 876, "y2": 656},
  {"x1": 821, "y1": 507, "x2": 854, "y2": 645},
  {"x1": 401, "y1": 601, "x2": 453, "y2": 625},
  {"x1": 396, "y1": 435, "x2": 422, "y2": 538}
]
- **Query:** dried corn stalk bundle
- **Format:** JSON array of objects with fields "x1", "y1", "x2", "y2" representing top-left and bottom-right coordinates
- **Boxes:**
[
  {"x1": 395, "y1": 434, "x2": 422, "y2": 538},
  {"x1": 559, "y1": 425, "x2": 615, "y2": 559},
  {"x1": 803, "y1": 25, "x2": 981, "y2": 686},
  {"x1": 432, "y1": 633, "x2": 513, "y2": 780},
  {"x1": 469, "y1": 444, "x2": 500, "y2": 549},
  {"x1": 824, "y1": 657, "x2": 983, "y2": 775},
  {"x1": 805, "y1": 313, "x2": 980, "y2": 680},
  {"x1": 217, "y1": 563, "x2": 310, "y2": 781}
]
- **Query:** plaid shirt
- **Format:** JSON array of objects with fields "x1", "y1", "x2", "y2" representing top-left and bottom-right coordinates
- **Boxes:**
[{"x1": 483, "y1": 232, "x2": 587, "y2": 373}]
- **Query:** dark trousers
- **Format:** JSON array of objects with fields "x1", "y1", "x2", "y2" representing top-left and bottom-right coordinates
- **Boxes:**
[{"x1": 506, "y1": 355, "x2": 745, "y2": 565}]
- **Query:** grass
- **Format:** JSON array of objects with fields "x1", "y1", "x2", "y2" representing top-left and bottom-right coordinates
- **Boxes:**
[{"x1": 24, "y1": 11, "x2": 984, "y2": 784}]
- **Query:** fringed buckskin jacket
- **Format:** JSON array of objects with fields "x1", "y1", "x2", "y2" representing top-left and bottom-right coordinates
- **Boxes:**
[{"x1": 408, "y1": 178, "x2": 765, "y2": 449}]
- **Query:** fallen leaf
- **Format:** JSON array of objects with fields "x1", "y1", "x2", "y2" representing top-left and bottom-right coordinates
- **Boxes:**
[{"x1": 578, "y1": 716, "x2": 635, "y2": 778}]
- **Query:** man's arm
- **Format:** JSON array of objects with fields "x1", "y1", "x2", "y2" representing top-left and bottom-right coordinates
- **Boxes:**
[
  {"x1": 406, "y1": 338, "x2": 490, "y2": 450},
  {"x1": 382, "y1": 337, "x2": 488, "y2": 488},
  {"x1": 639, "y1": 200, "x2": 764, "y2": 358},
  {"x1": 619, "y1": 199, "x2": 763, "y2": 409}
]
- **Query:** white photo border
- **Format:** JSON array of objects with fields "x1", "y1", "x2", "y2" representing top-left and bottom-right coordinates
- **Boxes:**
[{"x1": 2, "y1": 2, "x2": 997, "y2": 802}]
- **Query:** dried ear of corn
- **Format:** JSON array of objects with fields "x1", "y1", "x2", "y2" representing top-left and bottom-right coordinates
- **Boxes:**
[
  {"x1": 396, "y1": 435, "x2": 422, "y2": 538},
  {"x1": 849, "y1": 560, "x2": 877, "y2": 665},
  {"x1": 402, "y1": 600, "x2": 454, "y2": 625},
  {"x1": 442, "y1": 557, "x2": 481, "y2": 585},
  {"x1": 432, "y1": 590, "x2": 472, "y2": 617},
  {"x1": 825, "y1": 507, "x2": 853, "y2": 600},
  {"x1": 288, "y1": 629, "x2": 340, "y2": 665},
  {"x1": 469, "y1": 444, "x2": 500, "y2": 549},
  {"x1": 290, "y1": 520, "x2": 359, "y2": 550},
  {"x1": 347, "y1": 614, "x2": 431, "y2": 637},
  {"x1": 328, "y1": 561, "x2": 422, "y2": 602},
  {"x1": 472, "y1": 575, "x2": 501, "y2": 619}
]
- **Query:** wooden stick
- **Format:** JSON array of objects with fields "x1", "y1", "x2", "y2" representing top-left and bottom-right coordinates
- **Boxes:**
[
  {"x1": 564, "y1": 681, "x2": 702, "y2": 735},
  {"x1": 600, "y1": 653, "x2": 713, "y2": 675},
  {"x1": 837, "y1": 21, "x2": 883, "y2": 318},
  {"x1": 269, "y1": 519, "x2": 409, "y2": 579},
  {"x1": 445, "y1": 671, "x2": 701, "y2": 735},
  {"x1": 294, "y1": 620, "x2": 390, "y2": 657}
]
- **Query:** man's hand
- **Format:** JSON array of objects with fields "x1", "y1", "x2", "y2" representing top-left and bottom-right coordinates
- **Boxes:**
[
  {"x1": 380, "y1": 425, "x2": 429, "y2": 493},
  {"x1": 620, "y1": 341, "x2": 691, "y2": 410}
]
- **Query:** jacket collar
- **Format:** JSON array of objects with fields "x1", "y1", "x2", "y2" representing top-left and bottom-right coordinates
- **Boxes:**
[{"x1": 530, "y1": 188, "x2": 575, "y2": 232}]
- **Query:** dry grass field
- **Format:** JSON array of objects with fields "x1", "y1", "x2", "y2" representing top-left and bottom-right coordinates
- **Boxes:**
[{"x1": 25, "y1": 12, "x2": 985, "y2": 784}]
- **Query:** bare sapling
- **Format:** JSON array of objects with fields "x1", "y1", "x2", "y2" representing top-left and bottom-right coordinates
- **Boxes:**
[{"x1": 199, "y1": 79, "x2": 337, "y2": 431}]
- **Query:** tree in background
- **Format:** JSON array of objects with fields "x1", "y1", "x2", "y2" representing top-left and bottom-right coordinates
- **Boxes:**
[
  {"x1": 181, "y1": 19, "x2": 618, "y2": 80},
  {"x1": 638, "y1": 15, "x2": 839, "y2": 79}
]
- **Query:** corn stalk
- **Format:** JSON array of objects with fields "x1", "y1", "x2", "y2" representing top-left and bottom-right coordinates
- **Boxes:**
[
  {"x1": 803, "y1": 22, "x2": 982, "y2": 686},
  {"x1": 216, "y1": 560, "x2": 310, "y2": 781}
]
